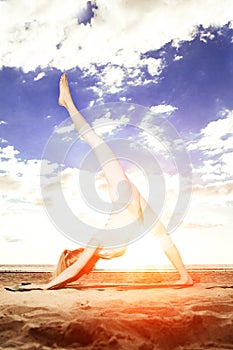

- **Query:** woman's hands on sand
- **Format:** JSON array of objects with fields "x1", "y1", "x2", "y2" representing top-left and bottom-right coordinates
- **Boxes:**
[{"x1": 19, "y1": 283, "x2": 48, "y2": 291}]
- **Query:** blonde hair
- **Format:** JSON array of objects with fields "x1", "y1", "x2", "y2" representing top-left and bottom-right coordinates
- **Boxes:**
[{"x1": 54, "y1": 248, "x2": 84, "y2": 277}]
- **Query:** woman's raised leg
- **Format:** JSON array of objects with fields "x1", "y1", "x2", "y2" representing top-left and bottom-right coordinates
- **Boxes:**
[{"x1": 58, "y1": 73, "x2": 139, "y2": 205}]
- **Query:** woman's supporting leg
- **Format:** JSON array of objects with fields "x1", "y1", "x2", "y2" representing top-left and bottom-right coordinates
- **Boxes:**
[{"x1": 149, "y1": 214, "x2": 193, "y2": 285}]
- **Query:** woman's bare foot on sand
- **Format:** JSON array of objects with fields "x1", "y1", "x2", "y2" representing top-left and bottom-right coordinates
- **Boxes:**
[
  {"x1": 173, "y1": 275, "x2": 194, "y2": 286},
  {"x1": 58, "y1": 73, "x2": 74, "y2": 109}
]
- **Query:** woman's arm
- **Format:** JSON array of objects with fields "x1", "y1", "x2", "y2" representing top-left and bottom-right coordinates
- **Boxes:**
[{"x1": 44, "y1": 246, "x2": 99, "y2": 289}]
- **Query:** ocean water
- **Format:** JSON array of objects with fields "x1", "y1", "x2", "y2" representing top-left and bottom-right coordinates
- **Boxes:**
[
  {"x1": 0, "y1": 265, "x2": 56, "y2": 272},
  {"x1": 0, "y1": 264, "x2": 232, "y2": 273}
]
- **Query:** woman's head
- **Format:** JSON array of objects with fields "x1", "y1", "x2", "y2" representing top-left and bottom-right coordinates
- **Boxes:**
[{"x1": 54, "y1": 248, "x2": 84, "y2": 276}]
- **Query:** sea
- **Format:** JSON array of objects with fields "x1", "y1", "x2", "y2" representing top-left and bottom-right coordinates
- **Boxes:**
[{"x1": 0, "y1": 264, "x2": 232, "y2": 273}]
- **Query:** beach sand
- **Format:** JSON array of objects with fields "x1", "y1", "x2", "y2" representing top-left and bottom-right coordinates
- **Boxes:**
[{"x1": 0, "y1": 269, "x2": 233, "y2": 350}]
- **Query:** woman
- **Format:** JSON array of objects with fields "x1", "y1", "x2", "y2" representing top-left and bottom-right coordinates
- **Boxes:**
[{"x1": 25, "y1": 74, "x2": 193, "y2": 290}]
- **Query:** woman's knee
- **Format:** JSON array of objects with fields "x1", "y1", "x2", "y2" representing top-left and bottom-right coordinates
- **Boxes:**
[{"x1": 155, "y1": 232, "x2": 174, "y2": 251}]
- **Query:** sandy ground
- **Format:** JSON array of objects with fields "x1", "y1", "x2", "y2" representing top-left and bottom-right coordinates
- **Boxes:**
[{"x1": 0, "y1": 269, "x2": 233, "y2": 350}]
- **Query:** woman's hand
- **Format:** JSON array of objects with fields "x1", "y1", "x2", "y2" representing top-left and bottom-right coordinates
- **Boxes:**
[{"x1": 19, "y1": 283, "x2": 47, "y2": 291}]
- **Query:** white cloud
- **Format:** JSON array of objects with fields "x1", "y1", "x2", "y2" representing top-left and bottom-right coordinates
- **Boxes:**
[
  {"x1": 200, "y1": 31, "x2": 215, "y2": 43},
  {"x1": 92, "y1": 113, "x2": 129, "y2": 135},
  {"x1": 126, "y1": 67, "x2": 144, "y2": 86},
  {"x1": 99, "y1": 65, "x2": 125, "y2": 94},
  {"x1": 0, "y1": 145, "x2": 19, "y2": 159},
  {"x1": 179, "y1": 189, "x2": 232, "y2": 247},
  {"x1": 173, "y1": 55, "x2": 183, "y2": 61},
  {"x1": 150, "y1": 104, "x2": 177, "y2": 116},
  {"x1": 136, "y1": 130, "x2": 168, "y2": 155},
  {"x1": 188, "y1": 110, "x2": 233, "y2": 156},
  {"x1": 199, "y1": 181, "x2": 233, "y2": 195},
  {"x1": 54, "y1": 123, "x2": 75, "y2": 134},
  {"x1": 0, "y1": 148, "x2": 41, "y2": 209},
  {"x1": 137, "y1": 111, "x2": 186, "y2": 159},
  {"x1": 0, "y1": 120, "x2": 7, "y2": 125},
  {"x1": 187, "y1": 110, "x2": 233, "y2": 183},
  {"x1": 34, "y1": 72, "x2": 46, "y2": 81},
  {"x1": 142, "y1": 57, "x2": 164, "y2": 77},
  {"x1": 199, "y1": 155, "x2": 233, "y2": 183},
  {"x1": 220, "y1": 152, "x2": 233, "y2": 177},
  {"x1": 196, "y1": 159, "x2": 226, "y2": 183},
  {"x1": 87, "y1": 85, "x2": 103, "y2": 98},
  {"x1": 1, "y1": 0, "x2": 232, "y2": 72}
]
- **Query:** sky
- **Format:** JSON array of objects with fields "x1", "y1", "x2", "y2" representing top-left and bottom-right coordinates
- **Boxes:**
[{"x1": 0, "y1": 0, "x2": 233, "y2": 267}]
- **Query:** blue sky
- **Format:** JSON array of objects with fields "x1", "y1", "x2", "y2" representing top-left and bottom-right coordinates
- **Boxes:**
[{"x1": 0, "y1": 0, "x2": 233, "y2": 266}]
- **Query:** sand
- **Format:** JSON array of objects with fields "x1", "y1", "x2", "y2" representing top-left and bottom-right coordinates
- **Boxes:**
[{"x1": 0, "y1": 269, "x2": 233, "y2": 350}]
